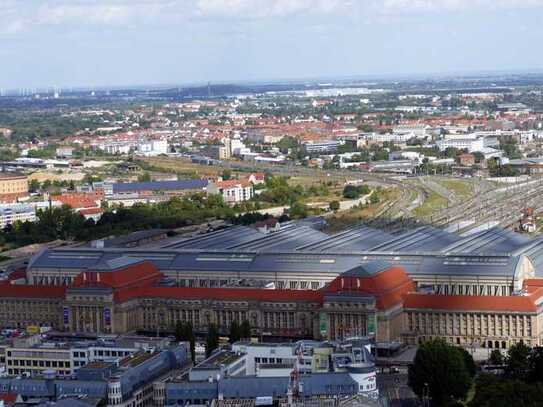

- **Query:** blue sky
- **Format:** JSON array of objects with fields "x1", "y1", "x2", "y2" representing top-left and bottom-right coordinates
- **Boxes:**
[{"x1": 1, "y1": 0, "x2": 543, "y2": 88}]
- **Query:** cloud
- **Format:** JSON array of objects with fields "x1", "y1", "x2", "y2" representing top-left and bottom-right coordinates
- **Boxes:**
[
  {"x1": 1, "y1": 0, "x2": 542, "y2": 35},
  {"x1": 195, "y1": 0, "x2": 349, "y2": 18},
  {"x1": 195, "y1": 0, "x2": 543, "y2": 19},
  {"x1": 378, "y1": 0, "x2": 543, "y2": 14}
]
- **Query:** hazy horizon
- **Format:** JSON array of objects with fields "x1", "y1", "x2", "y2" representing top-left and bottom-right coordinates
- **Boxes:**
[{"x1": 2, "y1": 0, "x2": 543, "y2": 89}]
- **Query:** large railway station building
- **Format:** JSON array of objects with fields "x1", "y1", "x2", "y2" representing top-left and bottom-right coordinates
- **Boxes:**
[{"x1": 4, "y1": 221, "x2": 543, "y2": 350}]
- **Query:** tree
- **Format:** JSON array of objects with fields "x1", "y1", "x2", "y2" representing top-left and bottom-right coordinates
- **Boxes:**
[
  {"x1": 221, "y1": 169, "x2": 232, "y2": 181},
  {"x1": 529, "y1": 347, "x2": 543, "y2": 383},
  {"x1": 506, "y1": 342, "x2": 531, "y2": 380},
  {"x1": 206, "y1": 324, "x2": 219, "y2": 357},
  {"x1": 489, "y1": 349, "x2": 504, "y2": 366},
  {"x1": 443, "y1": 147, "x2": 461, "y2": 158},
  {"x1": 174, "y1": 321, "x2": 196, "y2": 362},
  {"x1": 229, "y1": 320, "x2": 241, "y2": 344},
  {"x1": 137, "y1": 171, "x2": 152, "y2": 182},
  {"x1": 28, "y1": 179, "x2": 40, "y2": 193},
  {"x1": 240, "y1": 320, "x2": 251, "y2": 339},
  {"x1": 372, "y1": 149, "x2": 389, "y2": 161},
  {"x1": 343, "y1": 185, "x2": 360, "y2": 199},
  {"x1": 408, "y1": 338, "x2": 473, "y2": 405},
  {"x1": 472, "y1": 152, "x2": 484, "y2": 163},
  {"x1": 469, "y1": 374, "x2": 543, "y2": 407},
  {"x1": 500, "y1": 139, "x2": 522, "y2": 159},
  {"x1": 276, "y1": 136, "x2": 299, "y2": 154},
  {"x1": 288, "y1": 202, "x2": 308, "y2": 219},
  {"x1": 458, "y1": 347, "x2": 477, "y2": 378},
  {"x1": 329, "y1": 200, "x2": 340, "y2": 212}
]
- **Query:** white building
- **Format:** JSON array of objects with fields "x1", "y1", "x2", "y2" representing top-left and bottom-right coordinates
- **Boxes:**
[
  {"x1": 0, "y1": 204, "x2": 36, "y2": 228},
  {"x1": 231, "y1": 342, "x2": 302, "y2": 376},
  {"x1": 436, "y1": 134, "x2": 485, "y2": 153},
  {"x1": 1, "y1": 336, "x2": 139, "y2": 377},
  {"x1": 55, "y1": 147, "x2": 74, "y2": 159},
  {"x1": 136, "y1": 139, "x2": 168, "y2": 156},
  {"x1": 392, "y1": 124, "x2": 430, "y2": 140},
  {"x1": 206, "y1": 180, "x2": 254, "y2": 204},
  {"x1": 96, "y1": 141, "x2": 133, "y2": 155},
  {"x1": 303, "y1": 140, "x2": 340, "y2": 154}
]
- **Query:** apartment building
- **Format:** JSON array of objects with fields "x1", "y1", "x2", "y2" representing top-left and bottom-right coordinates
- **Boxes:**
[
  {"x1": 0, "y1": 335, "x2": 139, "y2": 377},
  {"x1": 0, "y1": 173, "x2": 28, "y2": 203},
  {"x1": 206, "y1": 180, "x2": 253, "y2": 204},
  {"x1": 0, "y1": 204, "x2": 36, "y2": 228}
]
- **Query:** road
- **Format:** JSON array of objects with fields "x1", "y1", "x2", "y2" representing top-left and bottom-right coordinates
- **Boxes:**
[{"x1": 377, "y1": 373, "x2": 419, "y2": 407}]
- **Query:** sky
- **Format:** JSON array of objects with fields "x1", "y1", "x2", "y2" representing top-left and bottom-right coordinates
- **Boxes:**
[{"x1": 2, "y1": 0, "x2": 543, "y2": 89}]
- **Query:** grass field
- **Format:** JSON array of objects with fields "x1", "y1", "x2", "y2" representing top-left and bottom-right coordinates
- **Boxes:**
[
  {"x1": 436, "y1": 178, "x2": 474, "y2": 200},
  {"x1": 325, "y1": 188, "x2": 401, "y2": 233},
  {"x1": 412, "y1": 190, "x2": 449, "y2": 218}
]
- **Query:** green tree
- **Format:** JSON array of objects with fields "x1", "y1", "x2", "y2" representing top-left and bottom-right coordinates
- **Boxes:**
[
  {"x1": 506, "y1": 342, "x2": 531, "y2": 380},
  {"x1": 408, "y1": 338, "x2": 473, "y2": 405},
  {"x1": 138, "y1": 171, "x2": 152, "y2": 182},
  {"x1": 276, "y1": 136, "x2": 299, "y2": 154},
  {"x1": 288, "y1": 202, "x2": 308, "y2": 219},
  {"x1": 206, "y1": 324, "x2": 219, "y2": 357},
  {"x1": 329, "y1": 200, "x2": 340, "y2": 212},
  {"x1": 443, "y1": 147, "x2": 461, "y2": 158},
  {"x1": 500, "y1": 139, "x2": 522, "y2": 159},
  {"x1": 489, "y1": 349, "x2": 504, "y2": 366},
  {"x1": 458, "y1": 347, "x2": 477, "y2": 378},
  {"x1": 221, "y1": 169, "x2": 232, "y2": 180},
  {"x1": 343, "y1": 185, "x2": 361, "y2": 199},
  {"x1": 240, "y1": 320, "x2": 251, "y2": 339},
  {"x1": 28, "y1": 179, "x2": 40, "y2": 193},
  {"x1": 372, "y1": 149, "x2": 389, "y2": 161},
  {"x1": 469, "y1": 374, "x2": 543, "y2": 407},
  {"x1": 229, "y1": 320, "x2": 241, "y2": 343},
  {"x1": 472, "y1": 152, "x2": 484, "y2": 163},
  {"x1": 369, "y1": 192, "x2": 380, "y2": 205},
  {"x1": 529, "y1": 347, "x2": 543, "y2": 383},
  {"x1": 174, "y1": 321, "x2": 196, "y2": 362}
]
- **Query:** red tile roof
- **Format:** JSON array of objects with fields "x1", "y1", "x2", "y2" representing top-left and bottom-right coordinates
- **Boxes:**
[
  {"x1": 215, "y1": 180, "x2": 252, "y2": 189},
  {"x1": 325, "y1": 266, "x2": 415, "y2": 310},
  {"x1": 72, "y1": 262, "x2": 162, "y2": 290},
  {"x1": 403, "y1": 290, "x2": 543, "y2": 313},
  {"x1": 248, "y1": 172, "x2": 265, "y2": 181},
  {"x1": 115, "y1": 286, "x2": 323, "y2": 303},
  {"x1": 54, "y1": 193, "x2": 100, "y2": 209},
  {"x1": 0, "y1": 283, "x2": 65, "y2": 299},
  {"x1": 79, "y1": 207, "x2": 104, "y2": 216},
  {"x1": 0, "y1": 393, "x2": 17, "y2": 404}
]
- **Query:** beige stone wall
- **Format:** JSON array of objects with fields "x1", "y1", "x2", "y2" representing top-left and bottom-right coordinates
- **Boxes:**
[
  {"x1": 404, "y1": 309, "x2": 540, "y2": 349},
  {"x1": 0, "y1": 298, "x2": 62, "y2": 329}
]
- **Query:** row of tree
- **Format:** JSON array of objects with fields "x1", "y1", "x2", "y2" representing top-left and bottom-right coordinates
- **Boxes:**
[
  {"x1": 1, "y1": 193, "x2": 237, "y2": 246},
  {"x1": 174, "y1": 320, "x2": 252, "y2": 361},
  {"x1": 409, "y1": 339, "x2": 543, "y2": 406}
]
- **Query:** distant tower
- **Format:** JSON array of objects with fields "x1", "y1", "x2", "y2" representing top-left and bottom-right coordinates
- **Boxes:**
[{"x1": 207, "y1": 82, "x2": 211, "y2": 98}]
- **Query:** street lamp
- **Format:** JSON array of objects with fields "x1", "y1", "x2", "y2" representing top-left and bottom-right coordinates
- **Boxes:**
[{"x1": 423, "y1": 382, "x2": 429, "y2": 407}]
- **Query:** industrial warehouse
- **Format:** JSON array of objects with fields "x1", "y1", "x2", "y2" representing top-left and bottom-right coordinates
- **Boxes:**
[{"x1": 3, "y1": 220, "x2": 543, "y2": 350}]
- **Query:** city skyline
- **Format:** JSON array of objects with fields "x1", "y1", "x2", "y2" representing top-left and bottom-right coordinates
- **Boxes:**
[{"x1": 2, "y1": 0, "x2": 543, "y2": 88}]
